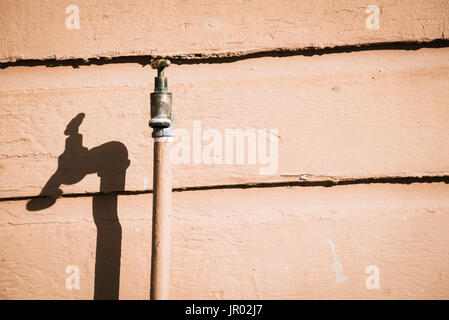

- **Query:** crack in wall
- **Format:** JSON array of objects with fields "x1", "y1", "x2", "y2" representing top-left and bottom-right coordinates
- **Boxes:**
[
  {"x1": 1, "y1": 39, "x2": 449, "y2": 69},
  {"x1": 0, "y1": 174, "x2": 448, "y2": 202}
]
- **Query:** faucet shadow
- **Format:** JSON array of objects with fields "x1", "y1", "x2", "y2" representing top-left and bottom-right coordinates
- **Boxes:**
[{"x1": 26, "y1": 113, "x2": 130, "y2": 300}]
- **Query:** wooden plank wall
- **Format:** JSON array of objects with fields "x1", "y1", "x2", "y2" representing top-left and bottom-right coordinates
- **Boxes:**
[
  {"x1": 0, "y1": 0, "x2": 448, "y2": 299},
  {"x1": 1, "y1": 0, "x2": 448, "y2": 61}
]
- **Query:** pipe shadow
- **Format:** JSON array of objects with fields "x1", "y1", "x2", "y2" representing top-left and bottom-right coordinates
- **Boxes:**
[{"x1": 26, "y1": 113, "x2": 130, "y2": 300}]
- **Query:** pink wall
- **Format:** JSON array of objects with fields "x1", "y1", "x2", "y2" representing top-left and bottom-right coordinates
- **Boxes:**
[{"x1": 0, "y1": 0, "x2": 448, "y2": 299}]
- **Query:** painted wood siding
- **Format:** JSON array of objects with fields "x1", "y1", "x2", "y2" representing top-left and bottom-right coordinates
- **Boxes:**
[{"x1": 0, "y1": 0, "x2": 448, "y2": 299}]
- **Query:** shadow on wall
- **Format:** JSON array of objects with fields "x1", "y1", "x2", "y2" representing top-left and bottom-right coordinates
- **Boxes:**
[{"x1": 26, "y1": 113, "x2": 130, "y2": 300}]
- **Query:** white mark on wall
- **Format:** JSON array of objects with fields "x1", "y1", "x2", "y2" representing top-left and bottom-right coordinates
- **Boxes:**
[
  {"x1": 65, "y1": 265, "x2": 80, "y2": 290},
  {"x1": 365, "y1": 265, "x2": 380, "y2": 289},
  {"x1": 144, "y1": 178, "x2": 148, "y2": 190},
  {"x1": 327, "y1": 239, "x2": 348, "y2": 283},
  {"x1": 65, "y1": 5, "x2": 80, "y2": 30},
  {"x1": 365, "y1": 5, "x2": 380, "y2": 30},
  {"x1": 251, "y1": 273, "x2": 260, "y2": 299}
]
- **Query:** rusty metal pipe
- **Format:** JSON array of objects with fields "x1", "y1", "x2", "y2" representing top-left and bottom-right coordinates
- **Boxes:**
[
  {"x1": 149, "y1": 59, "x2": 174, "y2": 300},
  {"x1": 150, "y1": 138, "x2": 172, "y2": 300}
]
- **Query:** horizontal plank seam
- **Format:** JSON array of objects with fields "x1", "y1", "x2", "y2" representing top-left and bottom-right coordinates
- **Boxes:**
[
  {"x1": 1, "y1": 39, "x2": 449, "y2": 69},
  {"x1": 1, "y1": 175, "x2": 448, "y2": 202}
]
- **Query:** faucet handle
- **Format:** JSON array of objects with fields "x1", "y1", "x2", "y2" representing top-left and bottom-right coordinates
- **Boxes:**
[{"x1": 151, "y1": 59, "x2": 171, "y2": 71}]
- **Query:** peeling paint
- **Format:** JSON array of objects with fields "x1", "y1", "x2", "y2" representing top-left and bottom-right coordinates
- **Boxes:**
[{"x1": 327, "y1": 239, "x2": 348, "y2": 283}]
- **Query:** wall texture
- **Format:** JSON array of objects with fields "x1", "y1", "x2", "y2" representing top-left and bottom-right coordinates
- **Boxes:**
[{"x1": 0, "y1": 0, "x2": 448, "y2": 299}]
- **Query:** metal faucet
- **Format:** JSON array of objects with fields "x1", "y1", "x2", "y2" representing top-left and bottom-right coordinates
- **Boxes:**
[{"x1": 149, "y1": 59, "x2": 174, "y2": 138}]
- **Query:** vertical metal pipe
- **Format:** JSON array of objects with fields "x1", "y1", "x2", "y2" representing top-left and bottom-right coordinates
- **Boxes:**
[
  {"x1": 150, "y1": 138, "x2": 172, "y2": 300},
  {"x1": 149, "y1": 59, "x2": 174, "y2": 300}
]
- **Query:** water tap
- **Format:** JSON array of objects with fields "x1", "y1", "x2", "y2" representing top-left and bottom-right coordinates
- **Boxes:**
[{"x1": 149, "y1": 59, "x2": 175, "y2": 138}]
